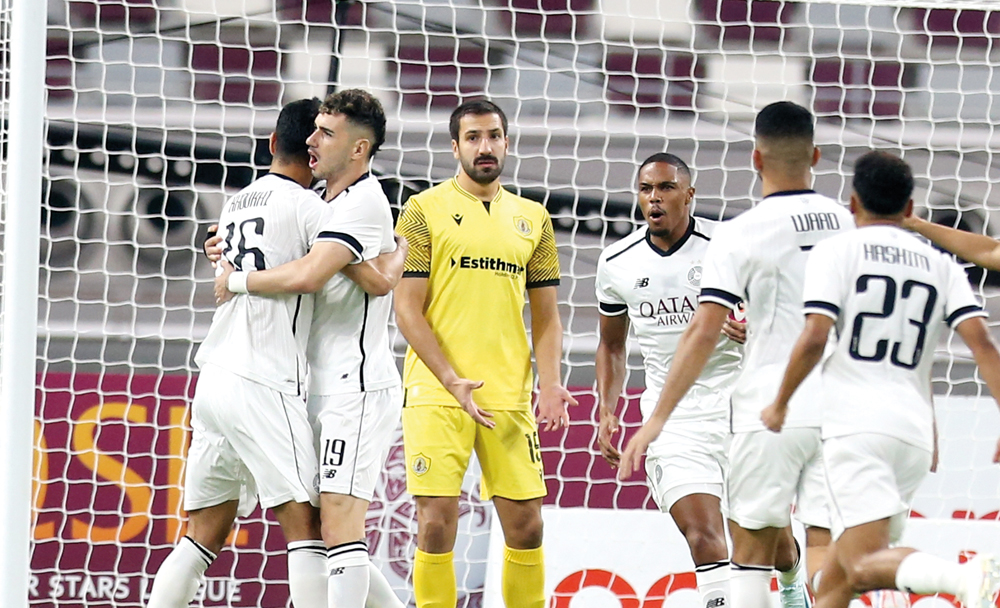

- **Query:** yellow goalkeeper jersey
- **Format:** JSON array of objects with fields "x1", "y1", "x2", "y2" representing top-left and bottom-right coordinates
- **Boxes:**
[{"x1": 396, "y1": 178, "x2": 561, "y2": 411}]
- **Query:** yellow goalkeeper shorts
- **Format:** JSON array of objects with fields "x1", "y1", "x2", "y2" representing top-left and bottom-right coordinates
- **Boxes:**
[{"x1": 402, "y1": 405, "x2": 546, "y2": 501}]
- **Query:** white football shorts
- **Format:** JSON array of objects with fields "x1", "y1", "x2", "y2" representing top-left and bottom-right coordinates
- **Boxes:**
[
  {"x1": 824, "y1": 433, "x2": 931, "y2": 543},
  {"x1": 644, "y1": 417, "x2": 729, "y2": 513},
  {"x1": 309, "y1": 386, "x2": 403, "y2": 501},
  {"x1": 728, "y1": 427, "x2": 830, "y2": 530},
  {"x1": 185, "y1": 364, "x2": 319, "y2": 517}
]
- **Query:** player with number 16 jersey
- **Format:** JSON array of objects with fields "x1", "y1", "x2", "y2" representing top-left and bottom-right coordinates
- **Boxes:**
[{"x1": 192, "y1": 170, "x2": 329, "y2": 515}]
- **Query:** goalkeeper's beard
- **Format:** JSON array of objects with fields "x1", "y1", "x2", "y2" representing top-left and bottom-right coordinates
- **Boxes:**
[{"x1": 462, "y1": 155, "x2": 505, "y2": 185}]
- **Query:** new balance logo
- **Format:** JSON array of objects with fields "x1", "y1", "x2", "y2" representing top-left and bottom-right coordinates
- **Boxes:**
[
  {"x1": 452, "y1": 213, "x2": 463, "y2": 225},
  {"x1": 330, "y1": 567, "x2": 345, "y2": 576},
  {"x1": 634, "y1": 277, "x2": 649, "y2": 289},
  {"x1": 705, "y1": 598, "x2": 726, "y2": 608}
]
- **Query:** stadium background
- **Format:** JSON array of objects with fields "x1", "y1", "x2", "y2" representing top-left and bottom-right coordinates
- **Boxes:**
[{"x1": 5, "y1": 0, "x2": 1000, "y2": 606}]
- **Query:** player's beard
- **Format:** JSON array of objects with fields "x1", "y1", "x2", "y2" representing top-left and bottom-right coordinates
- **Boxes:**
[{"x1": 461, "y1": 154, "x2": 505, "y2": 185}]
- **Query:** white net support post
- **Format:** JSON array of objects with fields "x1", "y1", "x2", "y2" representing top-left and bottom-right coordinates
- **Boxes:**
[{"x1": 1, "y1": 0, "x2": 46, "y2": 607}]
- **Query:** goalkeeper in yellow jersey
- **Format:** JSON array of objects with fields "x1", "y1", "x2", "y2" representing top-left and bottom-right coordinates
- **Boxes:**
[{"x1": 394, "y1": 99, "x2": 577, "y2": 608}]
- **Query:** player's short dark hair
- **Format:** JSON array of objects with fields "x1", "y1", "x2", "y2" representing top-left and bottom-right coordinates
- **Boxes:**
[
  {"x1": 449, "y1": 99, "x2": 508, "y2": 142},
  {"x1": 320, "y1": 88, "x2": 386, "y2": 159},
  {"x1": 755, "y1": 101, "x2": 814, "y2": 142},
  {"x1": 274, "y1": 97, "x2": 320, "y2": 163},
  {"x1": 852, "y1": 151, "x2": 914, "y2": 216},
  {"x1": 639, "y1": 152, "x2": 692, "y2": 183}
]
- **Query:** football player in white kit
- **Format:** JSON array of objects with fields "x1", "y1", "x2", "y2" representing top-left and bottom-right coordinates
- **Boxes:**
[
  {"x1": 147, "y1": 98, "x2": 333, "y2": 608},
  {"x1": 762, "y1": 151, "x2": 1000, "y2": 608},
  {"x1": 215, "y1": 89, "x2": 404, "y2": 608},
  {"x1": 619, "y1": 102, "x2": 848, "y2": 608},
  {"x1": 595, "y1": 153, "x2": 743, "y2": 608}
]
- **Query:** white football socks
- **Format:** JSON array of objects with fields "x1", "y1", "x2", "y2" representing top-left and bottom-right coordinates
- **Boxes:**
[
  {"x1": 696, "y1": 561, "x2": 731, "y2": 608},
  {"x1": 895, "y1": 552, "x2": 963, "y2": 595},
  {"x1": 366, "y1": 562, "x2": 405, "y2": 608},
  {"x1": 730, "y1": 565, "x2": 773, "y2": 608},
  {"x1": 287, "y1": 540, "x2": 328, "y2": 608},
  {"x1": 146, "y1": 537, "x2": 215, "y2": 608},
  {"x1": 328, "y1": 540, "x2": 371, "y2": 608}
]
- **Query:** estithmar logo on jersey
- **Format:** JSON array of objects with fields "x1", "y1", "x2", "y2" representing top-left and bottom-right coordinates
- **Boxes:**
[{"x1": 449, "y1": 255, "x2": 525, "y2": 279}]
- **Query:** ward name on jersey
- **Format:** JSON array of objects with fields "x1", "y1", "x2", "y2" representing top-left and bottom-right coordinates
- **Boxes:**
[
  {"x1": 803, "y1": 225, "x2": 986, "y2": 451},
  {"x1": 596, "y1": 218, "x2": 742, "y2": 421},
  {"x1": 699, "y1": 190, "x2": 854, "y2": 432},
  {"x1": 195, "y1": 173, "x2": 329, "y2": 395},
  {"x1": 308, "y1": 172, "x2": 400, "y2": 396}
]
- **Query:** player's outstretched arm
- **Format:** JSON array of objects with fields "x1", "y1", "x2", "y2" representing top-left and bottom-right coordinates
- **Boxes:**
[
  {"x1": 954, "y1": 316, "x2": 1000, "y2": 462},
  {"x1": 341, "y1": 234, "x2": 409, "y2": 296},
  {"x1": 394, "y1": 276, "x2": 494, "y2": 428},
  {"x1": 618, "y1": 301, "x2": 729, "y2": 479},
  {"x1": 529, "y1": 286, "x2": 579, "y2": 432},
  {"x1": 595, "y1": 313, "x2": 630, "y2": 467},
  {"x1": 904, "y1": 216, "x2": 1000, "y2": 271},
  {"x1": 761, "y1": 313, "x2": 833, "y2": 432}
]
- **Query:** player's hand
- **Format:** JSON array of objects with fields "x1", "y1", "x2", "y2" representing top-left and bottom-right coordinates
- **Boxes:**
[
  {"x1": 394, "y1": 233, "x2": 409, "y2": 257},
  {"x1": 722, "y1": 318, "x2": 747, "y2": 344},
  {"x1": 204, "y1": 224, "x2": 223, "y2": 266},
  {"x1": 536, "y1": 385, "x2": 578, "y2": 432},
  {"x1": 214, "y1": 259, "x2": 236, "y2": 305},
  {"x1": 760, "y1": 401, "x2": 787, "y2": 433},
  {"x1": 446, "y1": 377, "x2": 494, "y2": 429},
  {"x1": 619, "y1": 421, "x2": 658, "y2": 480},
  {"x1": 597, "y1": 410, "x2": 621, "y2": 467}
]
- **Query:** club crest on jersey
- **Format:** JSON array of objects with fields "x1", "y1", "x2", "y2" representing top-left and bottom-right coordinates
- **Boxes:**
[
  {"x1": 687, "y1": 264, "x2": 702, "y2": 287},
  {"x1": 513, "y1": 215, "x2": 532, "y2": 237},
  {"x1": 411, "y1": 454, "x2": 431, "y2": 476}
]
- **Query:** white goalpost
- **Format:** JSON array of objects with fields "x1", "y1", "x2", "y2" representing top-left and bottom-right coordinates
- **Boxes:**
[
  {"x1": 4, "y1": 0, "x2": 1000, "y2": 606},
  {"x1": 1, "y1": 1, "x2": 46, "y2": 608}
]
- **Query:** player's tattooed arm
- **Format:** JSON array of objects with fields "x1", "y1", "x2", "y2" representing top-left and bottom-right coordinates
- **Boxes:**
[
  {"x1": 595, "y1": 313, "x2": 630, "y2": 467},
  {"x1": 529, "y1": 285, "x2": 579, "y2": 432},
  {"x1": 341, "y1": 234, "x2": 409, "y2": 296},
  {"x1": 760, "y1": 313, "x2": 834, "y2": 433}
]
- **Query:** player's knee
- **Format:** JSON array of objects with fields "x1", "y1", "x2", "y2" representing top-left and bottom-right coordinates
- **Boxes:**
[
  {"x1": 843, "y1": 560, "x2": 874, "y2": 592},
  {"x1": 505, "y1": 513, "x2": 543, "y2": 549},
  {"x1": 416, "y1": 502, "x2": 460, "y2": 551},
  {"x1": 684, "y1": 527, "x2": 728, "y2": 565}
]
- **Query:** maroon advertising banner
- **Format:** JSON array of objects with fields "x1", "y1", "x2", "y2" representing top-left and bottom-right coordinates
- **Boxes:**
[{"x1": 30, "y1": 372, "x2": 646, "y2": 607}]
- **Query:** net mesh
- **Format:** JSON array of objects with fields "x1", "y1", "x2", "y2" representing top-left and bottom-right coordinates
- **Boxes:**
[{"x1": 6, "y1": 0, "x2": 1000, "y2": 605}]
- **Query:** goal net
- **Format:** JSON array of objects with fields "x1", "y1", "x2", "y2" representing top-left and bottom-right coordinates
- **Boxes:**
[{"x1": 8, "y1": 0, "x2": 1000, "y2": 606}]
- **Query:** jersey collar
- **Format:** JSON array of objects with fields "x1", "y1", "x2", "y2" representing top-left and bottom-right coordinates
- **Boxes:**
[
  {"x1": 266, "y1": 172, "x2": 304, "y2": 187},
  {"x1": 763, "y1": 189, "x2": 816, "y2": 199},
  {"x1": 452, "y1": 178, "x2": 504, "y2": 205},
  {"x1": 645, "y1": 216, "x2": 695, "y2": 257}
]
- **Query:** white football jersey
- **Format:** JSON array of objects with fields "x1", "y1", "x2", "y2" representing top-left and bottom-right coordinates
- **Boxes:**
[
  {"x1": 699, "y1": 190, "x2": 854, "y2": 431},
  {"x1": 196, "y1": 173, "x2": 329, "y2": 395},
  {"x1": 596, "y1": 218, "x2": 742, "y2": 421},
  {"x1": 803, "y1": 225, "x2": 985, "y2": 451},
  {"x1": 308, "y1": 173, "x2": 401, "y2": 395}
]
